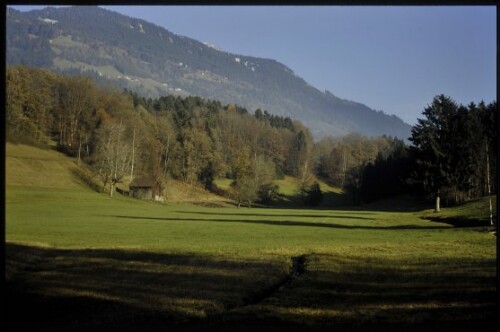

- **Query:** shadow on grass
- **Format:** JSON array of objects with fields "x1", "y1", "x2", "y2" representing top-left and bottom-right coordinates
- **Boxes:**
[
  {"x1": 5, "y1": 243, "x2": 286, "y2": 328},
  {"x1": 70, "y1": 166, "x2": 101, "y2": 192},
  {"x1": 173, "y1": 210, "x2": 378, "y2": 220},
  {"x1": 349, "y1": 195, "x2": 432, "y2": 213},
  {"x1": 255, "y1": 192, "x2": 431, "y2": 214},
  {"x1": 6, "y1": 244, "x2": 496, "y2": 328},
  {"x1": 109, "y1": 215, "x2": 451, "y2": 230},
  {"x1": 218, "y1": 253, "x2": 497, "y2": 327},
  {"x1": 272, "y1": 190, "x2": 349, "y2": 209},
  {"x1": 422, "y1": 216, "x2": 495, "y2": 229}
]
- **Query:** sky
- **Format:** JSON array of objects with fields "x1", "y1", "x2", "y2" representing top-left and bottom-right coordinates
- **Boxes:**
[{"x1": 9, "y1": 5, "x2": 497, "y2": 125}]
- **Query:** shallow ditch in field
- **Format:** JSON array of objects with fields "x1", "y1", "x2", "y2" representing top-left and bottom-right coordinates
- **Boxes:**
[
  {"x1": 244, "y1": 255, "x2": 307, "y2": 306},
  {"x1": 203, "y1": 255, "x2": 307, "y2": 325}
]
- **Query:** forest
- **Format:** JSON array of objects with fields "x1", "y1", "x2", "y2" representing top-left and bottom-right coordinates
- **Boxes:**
[{"x1": 6, "y1": 66, "x2": 498, "y2": 209}]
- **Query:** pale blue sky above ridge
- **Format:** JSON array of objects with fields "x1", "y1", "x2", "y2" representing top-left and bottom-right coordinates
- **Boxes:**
[{"x1": 9, "y1": 5, "x2": 497, "y2": 125}]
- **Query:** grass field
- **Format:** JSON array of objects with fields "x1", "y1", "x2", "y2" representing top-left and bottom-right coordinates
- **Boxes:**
[{"x1": 5, "y1": 143, "x2": 498, "y2": 328}]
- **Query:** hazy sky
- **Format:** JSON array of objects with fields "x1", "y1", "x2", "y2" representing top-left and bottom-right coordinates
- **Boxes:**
[{"x1": 10, "y1": 5, "x2": 497, "y2": 125}]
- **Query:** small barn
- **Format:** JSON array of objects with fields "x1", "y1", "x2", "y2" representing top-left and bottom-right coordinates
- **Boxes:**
[{"x1": 129, "y1": 176, "x2": 162, "y2": 201}]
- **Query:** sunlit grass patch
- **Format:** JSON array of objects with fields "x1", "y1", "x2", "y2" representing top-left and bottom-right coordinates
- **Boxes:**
[{"x1": 213, "y1": 178, "x2": 233, "y2": 190}]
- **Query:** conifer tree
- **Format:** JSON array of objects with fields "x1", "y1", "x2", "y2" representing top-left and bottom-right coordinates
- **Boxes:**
[{"x1": 409, "y1": 95, "x2": 457, "y2": 212}]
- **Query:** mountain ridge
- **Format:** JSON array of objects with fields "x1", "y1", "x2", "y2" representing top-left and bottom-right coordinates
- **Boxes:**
[{"x1": 6, "y1": 6, "x2": 412, "y2": 139}]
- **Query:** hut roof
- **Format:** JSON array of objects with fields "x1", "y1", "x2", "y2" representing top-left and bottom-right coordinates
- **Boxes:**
[{"x1": 130, "y1": 176, "x2": 156, "y2": 188}]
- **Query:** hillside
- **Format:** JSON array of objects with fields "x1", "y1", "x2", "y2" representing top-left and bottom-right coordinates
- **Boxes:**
[
  {"x1": 6, "y1": 143, "x2": 231, "y2": 205},
  {"x1": 6, "y1": 143, "x2": 91, "y2": 190},
  {"x1": 6, "y1": 6, "x2": 412, "y2": 139}
]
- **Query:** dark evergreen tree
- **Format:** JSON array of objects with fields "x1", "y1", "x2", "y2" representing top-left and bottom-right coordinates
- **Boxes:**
[
  {"x1": 409, "y1": 95, "x2": 458, "y2": 212},
  {"x1": 301, "y1": 181, "x2": 323, "y2": 206},
  {"x1": 359, "y1": 138, "x2": 410, "y2": 203}
]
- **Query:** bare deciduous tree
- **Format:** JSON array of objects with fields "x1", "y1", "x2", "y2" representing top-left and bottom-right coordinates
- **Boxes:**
[{"x1": 94, "y1": 120, "x2": 132, "y2": 197}]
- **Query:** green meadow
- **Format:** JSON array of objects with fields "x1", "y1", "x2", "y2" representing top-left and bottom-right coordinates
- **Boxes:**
[{"x1": 5, "y1": 143, "x2": 497, "y2": 327}]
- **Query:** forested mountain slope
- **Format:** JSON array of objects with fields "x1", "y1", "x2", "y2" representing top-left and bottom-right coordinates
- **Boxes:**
[{"x1": 7, "y1": 6, "x2": 411, "y2": 139}]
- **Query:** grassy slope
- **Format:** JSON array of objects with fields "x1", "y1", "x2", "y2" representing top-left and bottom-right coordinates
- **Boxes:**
[
  {"x1": 5, "y1": 143, "x2": 497, "y2": 327},
  {"x1": 6, "y1": 143, "x2": 91, "y2": 189},
  {"x1": 214, "y1": 175, "x2": 347, "y2": 207}
]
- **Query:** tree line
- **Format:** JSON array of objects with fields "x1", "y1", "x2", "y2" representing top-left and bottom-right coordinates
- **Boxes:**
[
  {"x1": 408, "y1": 95, "x2": 497, "y2": 211},
  {"x1": 7, "y1": 66, "x2": 313, "y2": 205},
  {"x1": 6, "y1": 66, "x2": 497, "y2": 209}
]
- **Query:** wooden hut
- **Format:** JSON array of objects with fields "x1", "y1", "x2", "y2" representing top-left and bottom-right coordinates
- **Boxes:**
[{"x1": 129, "y1": 176, "x2": 161, "y2": 200}]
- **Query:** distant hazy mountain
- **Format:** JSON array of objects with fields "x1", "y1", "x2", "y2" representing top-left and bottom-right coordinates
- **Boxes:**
[{"x1": 7, "y1": 6, "x2": 412, "y2": 139}]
